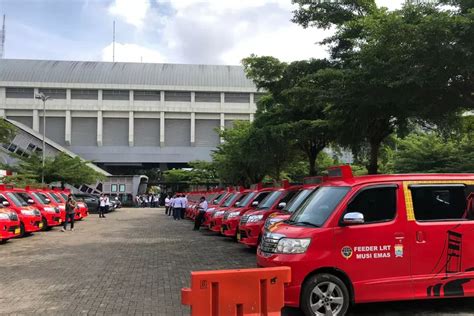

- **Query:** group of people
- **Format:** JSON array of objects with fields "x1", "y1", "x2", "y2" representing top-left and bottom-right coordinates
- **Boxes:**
[
  {"x1": 164, "y1": 194, "x2": 188, "y2": 220},
  {"x1": 135, "y1": 194, "x2": 160, "y2": 208},
  {"x1": 164, "y1": 194, "x2": 209, "y2": 230}
]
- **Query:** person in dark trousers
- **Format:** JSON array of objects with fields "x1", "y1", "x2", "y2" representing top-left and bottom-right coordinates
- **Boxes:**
[
  {"x1": 99, "y1": 194, "x2": 106, "y2": 218},
  {"x1": 193, "y1": 196, "x2": 208, "y2": 231},
  {"x1": 62, "y1": 195, "x2": 77, "y2": 232},
  {"x1": 173, "y1": 195, "x2": 181, "y2": 220}
]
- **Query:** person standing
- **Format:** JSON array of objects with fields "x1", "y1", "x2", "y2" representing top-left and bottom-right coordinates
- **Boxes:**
[
  {"x1": 180, "y1": 194, "x2": 187, "y2": 219},
  {"x1": 62, "y1": 195, "x2": 77, "y2": 232},
  {"x1": 99, "y1": 194, "x2": 106, "y2": 218},
  {"x1": 165, "y1": 195, "x2": 171, "y2": 215},
  {"x1": 193, "y1": 196, "x2": 208, "y2": 231},
  {"x1": 104, "y1": 194, "x2": 110, "y2": 218},
  {"x1": 172, "y1": 195, "x2": 181, "y2": 220}
]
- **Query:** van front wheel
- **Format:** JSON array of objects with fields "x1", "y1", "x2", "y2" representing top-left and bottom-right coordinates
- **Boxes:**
[{"x1": 301, "y1": 273, "x2": 349, "y2": 316}]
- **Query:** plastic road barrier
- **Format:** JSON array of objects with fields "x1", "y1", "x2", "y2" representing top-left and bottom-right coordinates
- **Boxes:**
[{"x1": 182, "y1": 266, "x2": 291, "y2": 316}]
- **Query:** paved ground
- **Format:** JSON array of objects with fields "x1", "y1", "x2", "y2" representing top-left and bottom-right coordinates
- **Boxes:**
[{"x1": 1, "y1": 207, "x2": 474, "y2": 315}]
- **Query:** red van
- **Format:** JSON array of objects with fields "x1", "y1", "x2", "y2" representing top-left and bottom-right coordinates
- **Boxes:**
[
  {"x1": 15, "y1": 188, "x2": 64, "y2": 230},
  {"x1": 0, "y1": 185, "x2": 43, "y2": 236},
  {"x1": 202, "y1": 189, "x2": 234, "y2": 227},
  {"x1": 261, "y1": 177, "x2": 324, "y2": 236},
  {"x1": 209, "y1": 190, "x2": 251, "y2": 233},
  {"x1": 0, "y1": 206, "x2": 21, "y2": 243},
  {"x1": 220, "y1": 186, "x2": 275, "y2": 239},
  {"x1": 258, "y1": 166, "x2": 474, "y2": 315},
  {"x1": 238, "y1": 183, "x2": 303, "y2": 247}
]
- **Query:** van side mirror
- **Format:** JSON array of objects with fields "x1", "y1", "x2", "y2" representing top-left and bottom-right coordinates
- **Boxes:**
[
  {"x1": 277, "y1": 202, "x2": 286, "y2": 210},
  {"x1": 2, "y1": 201, "x2": 9, "y2": 207},
  {"x1": 45, "y1": 198, "x2": 51, "y2": 204},
  {"x1": 213, "y1": 199, "x2": 218, "y2": 204},
  {"x1": 252, "y1": 201, "x2": 259, "y2": 207},
  {"x1": 235, "y1": 202, "x2": 240, "y2": 207},
  {"x1": 342, "y1": 212, "x2": 365, "y2": 225},
  {"x1": 27, "y1": 199, "x2": 35, "y2": 204}
]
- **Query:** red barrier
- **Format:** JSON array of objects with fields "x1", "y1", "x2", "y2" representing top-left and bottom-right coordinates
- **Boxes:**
[{"x1": 182, "y1": 267, "x2": 291, "y2": 316}]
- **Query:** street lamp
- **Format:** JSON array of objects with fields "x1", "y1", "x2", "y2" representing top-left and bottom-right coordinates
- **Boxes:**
[{"x1": 35, "y1": 92, "x2": 51, "y2": 184}]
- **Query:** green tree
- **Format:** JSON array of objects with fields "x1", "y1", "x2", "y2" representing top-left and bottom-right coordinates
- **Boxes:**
[
  {"x1": 0, "y1": 118, "x2": 16, "y2": 144},
  {"x1": 243, "y1": 56, "x2": 335, "y2": 175},
  {"x1": 4, "y1": 153, "x2": 106, "y2": 186}
]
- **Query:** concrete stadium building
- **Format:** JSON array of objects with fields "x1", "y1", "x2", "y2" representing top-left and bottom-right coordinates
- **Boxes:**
[{"x1": 0, "y1": 59, "x2": 259, "y2": 174}]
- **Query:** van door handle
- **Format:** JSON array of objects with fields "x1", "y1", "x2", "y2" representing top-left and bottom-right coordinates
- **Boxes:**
[
  {"x1": 416, "y1": 231, "x2": 425, "y2": 243},
  {"x1": 394, "y1": 232, "x2": 405, "y2": 240}
]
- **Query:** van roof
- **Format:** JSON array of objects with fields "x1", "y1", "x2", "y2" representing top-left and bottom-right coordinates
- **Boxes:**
[{"x1": 322, "y1": 173, "x2": 474, "y2": 187}]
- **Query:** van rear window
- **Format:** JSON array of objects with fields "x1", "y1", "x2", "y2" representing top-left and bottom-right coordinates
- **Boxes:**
[{"x1": 410, "y1": 184, "x2": 474, "y2": 221}]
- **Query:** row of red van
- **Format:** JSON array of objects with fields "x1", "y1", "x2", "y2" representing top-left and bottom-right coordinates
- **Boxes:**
[
  {"x1": 184, "y1": 166, "x2": 474, "y2": 316},
  {"x1": 0, "y1": 185, "x2": 88, "y2": 243}
]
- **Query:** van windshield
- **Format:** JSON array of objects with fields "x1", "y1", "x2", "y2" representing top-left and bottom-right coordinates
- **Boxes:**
[
  {"x1": 6, "y1": 192, "x2": 28, "y2": 207},
  {"x1": 258, "y1": 191, "x2": 283, "y2": 210},
  {"x1": 289, "y1": 186, "x2": 350, "y2": 227},
  {"x1": 237, "y1": 192, "x2": 256, "y2": 208},
  {"x1": 48, "y1": 193, "x2": 63, "y2": 203},
  {"x1": 283, "y1": 188, "x2": 315, "y2": 213},
  {"x1": 222, "y1": 193, "x2": 237, "y2": 207},
  {"x1": 32, "y1": 192, "x2": 50, "y2": 205}
]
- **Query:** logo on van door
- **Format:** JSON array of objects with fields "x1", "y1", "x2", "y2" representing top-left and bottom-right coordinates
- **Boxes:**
[{"x1": 341, "y1": 246, "x2": 353, "y2": 259}]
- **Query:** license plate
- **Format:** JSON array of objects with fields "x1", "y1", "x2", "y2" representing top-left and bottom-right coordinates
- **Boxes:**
[
  {"x1": 39, "y1": 223, "x2": 43, "y2": 229},
  {"x1": 14, "y1": 228, "x2": 20, "y2": 235},
  {"x1": 237, "y1": 232, "x2": 241, "y2": 241}
]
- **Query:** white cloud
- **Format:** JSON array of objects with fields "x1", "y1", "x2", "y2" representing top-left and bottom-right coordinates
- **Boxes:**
[
  {"x1": 101, "y1": 42, "x2": 166, "y2": 63},
  {"x1": 108, "y1": 0, "x2": 150, "y2": 28}
]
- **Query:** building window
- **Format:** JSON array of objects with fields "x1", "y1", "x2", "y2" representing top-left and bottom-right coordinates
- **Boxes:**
[
  {"x1": 71, "y1": 89, "x2": 98, "y2": 100},
  {"x1": 27, "y1": 143, "x2": 36, "y2": 151},
  {"x1": 119, "y1": 184, "x2": 126, "y2": 192},
  {"x1": 7, "y1": 144, "x2": 17, "y2": 153},
  {"x1": 5, "y1": 87, "x2": 34, "y2": 99},
  {"x1": 111, "y1": 184, "x2": 118, "y2": 192},
  {"x1": 224, "y1": 92, "x2": 250, "y2": 103},
  {"x1": 164, "y1": 91, "x2": 191, "y2": 102},
  {"x1": 103, "y1": 90, "x2": 130, "y2": 101},
  {"x1": 195, "y1": 92, "x2": 220, "y2": 103},
  {"x1": 38, "y1": 88, "x2": 66, "y2": 99},
  {"x1": 134, "y1": 90, "x2": 161, "y2": 101}
]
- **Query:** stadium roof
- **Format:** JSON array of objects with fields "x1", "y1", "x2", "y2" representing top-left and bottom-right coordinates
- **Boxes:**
[{"x1": 0, "y1": 59, "x2": 258, "y2": 91}]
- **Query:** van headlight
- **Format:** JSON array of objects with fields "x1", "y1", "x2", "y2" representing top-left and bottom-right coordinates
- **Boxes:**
[
  {"x1": 276, "y1": 238, "x2": 311, "y2": 254},
  {"x1": 227, "y1": 211, "x2": 240, "y2": 218},
  {"x1": 213, "y1": 211, "x2": 224, "y2": 217},
  {"x1": 20, "y1": 209, "x2": 36, "y2": 216},
  {"x1": 248, "y1": 214, "x2": 264, "y2": 223}
]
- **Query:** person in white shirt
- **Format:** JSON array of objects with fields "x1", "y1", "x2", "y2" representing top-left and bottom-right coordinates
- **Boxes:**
[
  {"x1": 170, "y1": 195, "x2": 177, "y2": 218},
  {"x1": 179, "y1": 194, "x2": 187, "y2": 219},
  {"x1": 165, "y1": 195, "x2": 171, "y2": 215},
  {"x1": 193, "y1": 196, "x2": 208, "y2": 230},
  {"x1": 99, "y1": 194, "x2": 106, "y2": 218},
  {"x1": 104, "y1": 195, "x2": 110, "y2": 218}
]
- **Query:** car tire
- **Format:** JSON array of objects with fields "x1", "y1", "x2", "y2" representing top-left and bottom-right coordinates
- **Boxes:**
[
  {"x1": 41, "y1": 217, "x2": 51, "y2": 231},
  {"x1": 300, "y1": 273, "x2": 350, "y2": 316}
]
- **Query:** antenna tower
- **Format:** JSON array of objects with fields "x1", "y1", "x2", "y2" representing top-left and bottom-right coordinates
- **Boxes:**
[{"x1": 0, "y1": 15, "x2": 5, "y2": 59}]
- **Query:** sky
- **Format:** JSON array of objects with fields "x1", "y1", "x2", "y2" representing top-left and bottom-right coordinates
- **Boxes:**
[{"x1": 0, "y1": 0, "x2": 405, "y2": 65}]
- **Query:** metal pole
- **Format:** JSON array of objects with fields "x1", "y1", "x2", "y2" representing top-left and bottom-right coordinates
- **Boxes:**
[{"x1": 42, "y1": 98, "x2": 46, "y2": 184}]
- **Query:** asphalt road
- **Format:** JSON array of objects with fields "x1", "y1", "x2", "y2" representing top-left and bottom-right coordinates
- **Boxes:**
[{"x1": 1, "y1": 207, "x2": 474, "y2": 315}]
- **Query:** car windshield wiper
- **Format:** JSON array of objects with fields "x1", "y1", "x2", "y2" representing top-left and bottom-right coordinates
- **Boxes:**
[{"x1": 292, "y1": 221, "x2": 319, "y2": 228}]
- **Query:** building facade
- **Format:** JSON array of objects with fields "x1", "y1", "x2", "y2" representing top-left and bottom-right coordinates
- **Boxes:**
[{"x1": 0, "y1": 59, "x2": 259, "y2": 173}]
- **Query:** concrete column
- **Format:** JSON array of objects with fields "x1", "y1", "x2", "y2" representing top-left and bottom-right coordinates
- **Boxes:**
[
  {"x1": 33, "y1": 109, "x2": 40, "y2": 132},
  {"x1": 34, "y1": 88, "x2": 39, "y2": 107},
  {"x1": 66, "y1": 89, "x2": 71, "y2": 106},
  {"x1": 220, "y1": 113, "x2": 225, "y2": 144},
  {"x1": 98, "y1": 90, "x2": 103, "y2": 109},
  {"x1": 250, "y1": 93, "x2": 254, "y2": 107},
  {"x1": 160, "y1": 91, "x2": 165, "y2": 109},
  {"x1": 129, "y1": 90, "x2": 134, "y2": 110},
  {"x1": 160, "y1": 111, "x2": 165, "y2": 147},
  {"x1": 65, "y1": 110, "x2": 71, "y2": 145},
  {"x1": 191, "y1": 92, "x2": 195, "y2": 109},
  {"x1": 220, "y1": 92, "x2": 225, "y2": 111},
  {"x1": 128, "y1": 111, "x2": 134, "y2": 147},
  {"x1": 97, "y1": 110, "x2": 103, "y2": 146},
  {"x1": 190, "y1": 112, "x2": 196, "y2": 146},
  {"x1": 250, "y1": 113, "x2": 254, "y2": 122},
  {"x1": 0, "y1": 87, "x2": 6, "y2": 116}
]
